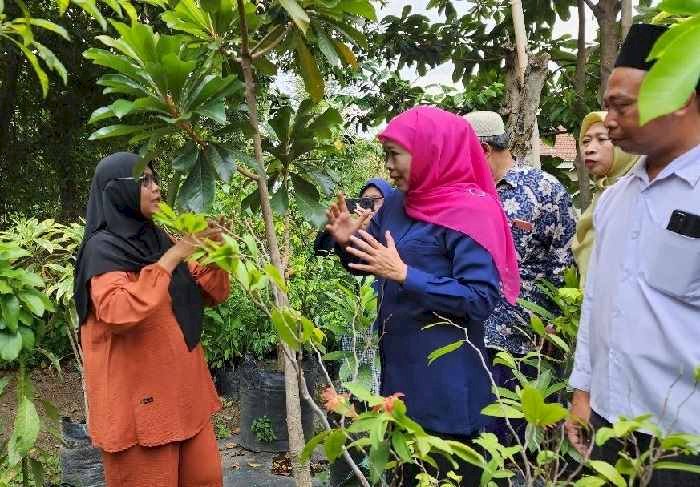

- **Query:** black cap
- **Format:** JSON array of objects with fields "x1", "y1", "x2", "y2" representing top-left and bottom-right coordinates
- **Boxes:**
[{"x1": 615, "y1": 23, "x2": 668, "y2": 71}]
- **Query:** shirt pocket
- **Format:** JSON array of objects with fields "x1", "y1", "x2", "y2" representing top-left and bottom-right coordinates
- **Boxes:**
[{"x1": 642, "y1": 225, "x2": 700, "y2": 298}]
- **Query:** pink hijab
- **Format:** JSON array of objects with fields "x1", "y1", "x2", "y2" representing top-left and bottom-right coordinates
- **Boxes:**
[{"x1": 378, "y1": 106, "x2": 520, "y2": 304}]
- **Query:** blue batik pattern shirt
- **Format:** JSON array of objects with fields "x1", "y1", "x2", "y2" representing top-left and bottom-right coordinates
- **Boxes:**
[{"x1": 484, "y1": 163, "x2": 576, "y2": 354}]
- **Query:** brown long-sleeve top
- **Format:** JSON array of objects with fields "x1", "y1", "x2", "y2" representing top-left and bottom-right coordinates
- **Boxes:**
[{"x1": 81, "y1": 262, "x2": 230, "y2": 453}]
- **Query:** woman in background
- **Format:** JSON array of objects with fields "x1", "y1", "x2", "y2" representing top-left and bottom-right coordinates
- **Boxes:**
[{"x1": 573, "y1": 112, "x2": 637, "y2": 285}]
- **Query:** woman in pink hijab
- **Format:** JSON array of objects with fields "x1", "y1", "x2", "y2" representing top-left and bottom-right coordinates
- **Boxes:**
[{"x1": 326, "y1": 106, "x2": 519, "y2": 484}]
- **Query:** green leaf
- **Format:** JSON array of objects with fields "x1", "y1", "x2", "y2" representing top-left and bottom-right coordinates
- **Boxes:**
[
  {"x1": 654, "y1": 461, "x2": 700, "y2": 474},
  {"x1": 270, "y1": 187, "x2": 290, "y2": 215},
  {"x1": 207, "y1": 145, "x2": 235, "y2": 182},
  {"x1": 88, "y1": 124, "x2": 153, "y2": 141},
  {"x1": 659, "y1": 0, "x2": 700, "y2": 15},
  {"x1": 295, "y1": 36, "x2": 324, "y2": 102},
  {"x1": 25, "y1": 18, "x2": 70, "y2": 40},
  {"x1": 264, "y1": 264, "x2": 288, "y2": 293},
  {"x1": 172, "y1": 144, "x2": 199, "y2": 172},
  {"x1": 695, "y1": 366, "x2": 700, "y2": 383},
  {"x1": 521, "y1": 386, "x2": 568, "y2": 427},
  {"x1": 88, "y1": 106, "x2": 116, "y2": 124},
  {"x1": 391, "y1": 431, "x2": 411, "y2": 462},
  {"x1": 0, "y1": 331, "x2": 22, "y2": 361},
  {"x1": 314, "y1": 25, "x2": 340, "y2": 67},
  {"x1": 30, "y1": 458, "x2": 44, "y2": 487},
  {"x1": 574, "y1": 477, "x2": 607, "y2": 487},
  {"x1": 110, "y1": 99, "x2": 136, "y2": 119},
  {"x1": 292, "y1": 174, "x2": 325, "y2": 226},
  {"x1": 252, "y1": 55, "x2": 278, "y2": 76},
  {"x1": 340, "y1": 0, "x2": 376, "y2": 20},
  {"x1": 18, "y1": 291, "x2": 45, "y2": 317},
  {"x1": 85, "y1": 49, "x2": 146, "y2": 82},
  {"x1": 481, "y1": 403, "x2": 524, "y2": 419},
  {"x1": 270, "y1": 308, "x2": 300, "y2": 350},
  {"x1": 588, "y1": 460, "x2": 626, "y2": 487},
  {"x1": 369, "y1": 440, "x2": 390, "y2": 482},
  {"x1": 342, "y1": 381, "x2": 375, "y2": 403},
  {"x1": 177, "y1": 157, "x2": 217, "y2": 212},
  {"x1": 18, "y1": 327, "x2": 34, "y2": 352},
  {"x1": 324, "y1": 429, "x2": 346, "y2": 461},
  {"x1": 73, "y1": 0, "x2": 108, "y2": 30},
  {"x1": 279, "y1": 0, "x2": 310, "y2": 33},
  {"x1": 97, "y1": 73, "x2": 149, "y2": 97},
  {"x1": 301, "y1": 431, "x2": 329, "y2": 462},
  {"x1": 333, "y1": 39, "x2": 358, "y2": 69},
  {"x1": 197, "y1": 99, "x2": 227, "y2": 124},
  {"x1": 57, "y1": 0, "x2": 70, "y2": 14},
  {"x1": 427, "y1": 340, "x2": 464, "y2": 365},
  {"x1": 11, "y1": 40, "x2": 48, "y2": 98},
  {"x1": 7, "y1": 396, "x2": 40, "y2": 465},
  {"x1": 639, "y1": 18, "x2": 700, "y2": 124},
  {"x1": 34, "y1": 42, "x2": 68, "y2": 85},
  {"x1": 0, "y1": 295, "x2": 20, "y2": 332},
  {"x1": 530, "y1": 314, "x2": 545, "y2": 336}
]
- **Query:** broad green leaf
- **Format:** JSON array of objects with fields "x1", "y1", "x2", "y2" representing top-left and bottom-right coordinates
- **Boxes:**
[
  {"x1": 659, "y1": 0, "x2": 700, "y2": 15},
  {"x1": 7, "y1": 395, "x2": 40, "y2": 465},
  {"x1": 0, "y1": 295, "x2": 20, "y2": 332},
  {"x1": 186, "y1": 75, "x2": 241, "y2": 111},
  {"x1": 324, "y1": 429, "x2": 346, "y2": 461},
  {"x1": 207, "y1": 145, "x2": 235, "y2": 182},
  {"x1": 314, "y1": 25, "x2": 340, "y2": 67},
  {"x1": 654, "y1": 461, "x2": 700, "y2": 474},
  {"x1": 321, "y1": 17, "x2": 368, "y2": 49},
  {"x1": 88, "y1": 124, "x2": 154, "y2": 141},
  {"x1": 177, "y1": 158, "x2": 216, "y2": 212},
  {"x1": 279, "y1": 0, "x2": 310, "y2": 33},
  {"x1": 18, "y1": 327, "x2": 35, "y2": 351},
  {"x1": 172, "y1": 144, "x2": 199, "y2": 172},
  {"x1": 110, "y1": 99, "x2": 135, "y2": 119},
  {"x1": 342, "y1": 381, "x2": 375, "y2": 403},
  {"x1": 251, "y1": 23, "x2": 289, "y2": 56},
  {"x1": 307, "y1": 107, "x2": 342, "y2": 138},
  {"x1": 0, "y1": 331, "x2": 22, "y2": 361},
  {"x1": 427, "y1": 340, "x2": 464, "y2": 365},
  {"x1": 333, "y1": 40, "x2": 358, "y2": 70},
  {"x1": 536, "y1": 450, "x2": 556, "y2": 465},
  {"x1": 293, "y1": 187, "x2": 326, "y2": 227},
  {"x1": 301, "y1": 430, "x2": 329, "y2": 462},
  {"x1": 30, "y1": 458, "x2": 44, "y2": 487},
  {"x1": 252, "y1": 55, "x2": 278, "y2": 76},
  {"x1": 160, "y1": 52, "x2": 197, "y2": 100},
  {"x1": 264, "y1": 263, "x2": 288, "y2": 293},
  {"x1": 481, "y1": 403, "x2": 524, "y2": 419},
  {"x1": 340, "y1": 0, "x2": 376, "y2": 20},
  {"x1": 271, "y1": 308, "x2": 300, "y2": 350},
  {"x1": 588, "y1": 460, "x2": 626, "y2": 487},
  {"x1": 521, "y1": 386, "x2": 568, "y2": 427},
  {"x1": 89, "y1": 53, "x2": 149, "y2": 86},
  {"x1": 295, "y1": 36, "x2": 324, "y2": 102},
  {"x1": 117, "y1": 0, "x2": 138, "y2": 22},
  {"x1": 88, "y1": 106, "x2": 116, "y2": 124},
  {"x1": 639, "y1": 19, "x2": 700, "y2": 124},
  {"x1": 530, "y1": 314, "x2": 545, "y2": 336},
  {"x1": 270, "y1": 187, "x2": 290, "y2": 215},
  {"x1": 445, "y1": 440, "x2": 484, "y2": 467},
  {"x1": 111, "y1": 21, "x2": 158, "y2": 64},
  {"x1": 391, "y1": 431, "x2": 412, "y2": 462},
  {"x1": 197, "y1": 99, "x2": 227, "y2": 124},
  {"x1": 57, "y1": 0, "x2": 70, "y2": 14},
  {"x1": 574, "y1": 477, "x2": 607, "y2": 487},
  {"x1": 369, "y1": 440, "x2": 391, "y2": 483},
  {"x1": 18, "y1": 291, "x2": 45, "y2": 317}
]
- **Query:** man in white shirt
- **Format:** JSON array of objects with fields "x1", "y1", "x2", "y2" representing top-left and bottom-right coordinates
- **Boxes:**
[{"x1": 566, "y1": 23, "x2": 700, "y2": 486}]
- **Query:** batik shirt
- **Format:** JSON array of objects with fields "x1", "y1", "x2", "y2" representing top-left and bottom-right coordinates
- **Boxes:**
[{"x1": 484, "y1": 163, "x2": 576, "y2": 355}]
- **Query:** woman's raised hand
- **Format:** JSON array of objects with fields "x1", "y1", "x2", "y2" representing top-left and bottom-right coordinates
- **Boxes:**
[{"x1": 325, "y1": 194, "x2": 371, "y2": 246}]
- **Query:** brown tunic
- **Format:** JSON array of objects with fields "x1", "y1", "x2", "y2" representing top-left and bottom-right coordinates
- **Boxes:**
[{"x1": 81, "y1": 262, "x2": 229, "y2": 453}]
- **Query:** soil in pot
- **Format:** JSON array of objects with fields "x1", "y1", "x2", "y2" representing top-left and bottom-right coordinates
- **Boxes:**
[
  {"x1": 238, "y1": 359, "x2": 316, "y2": 452},
  {"x1": 60, "y1": 417, "x2": 105, "y2": 487}
]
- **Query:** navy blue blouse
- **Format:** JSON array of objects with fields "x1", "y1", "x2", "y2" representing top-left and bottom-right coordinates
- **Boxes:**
[{"x1": 337, "y1": 190, "x2": 501, "y2": 436}]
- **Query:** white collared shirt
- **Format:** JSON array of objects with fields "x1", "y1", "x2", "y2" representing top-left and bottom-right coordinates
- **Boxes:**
[{"x1": 570, "y1": 143, "x2": 700, "y2": 434}]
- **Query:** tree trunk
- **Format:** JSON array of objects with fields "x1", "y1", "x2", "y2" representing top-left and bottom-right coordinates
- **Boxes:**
[
  {"x1": 236, "y1": 1, "x2": 311, "y2": 485},
  {"x1": 595, "y1": 0, "x2": 621, "y2": 99},
  {"x1": 504, "y1": 51, "x2": 549, "y2": 166},
  {"x1": 0, "y1": 48, "x2": 21, "y2": 160},
  {"x1": 621, "y1": 0, "x2": 633, "y2": 41},
  {"x1": 576, "y1": 0, "x2": 593, "y2": 210},
  {"x1": 509, "y1": 0, "x2": 541, "y2": 167}
]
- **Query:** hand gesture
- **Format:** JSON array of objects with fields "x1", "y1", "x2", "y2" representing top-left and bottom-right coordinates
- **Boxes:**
[
  {"x1": 325, "y1": 194, "x2": 371, "y2": 246},
  {"x1": 346, "y1": 230, "x2": 408, "y2": 283},
  {"x1": 565, "y1": 390, "x2": 592, "y2": 457}
]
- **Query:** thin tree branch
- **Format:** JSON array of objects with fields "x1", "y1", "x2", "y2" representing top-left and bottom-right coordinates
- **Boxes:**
[
  {"x1": 583, "y1": 0, "x2": 599, "y2": 15},
  {"x1": 237, "y1": 165, "x2": 259, "y2": 180}
]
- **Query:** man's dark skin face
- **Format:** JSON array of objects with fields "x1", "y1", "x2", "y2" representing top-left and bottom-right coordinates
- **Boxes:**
[
  {"x1": 604, "y1": 67, "x2": 700, "y2": 180},
  {"x1": 603, "y1": 68, "x2": 666, "y2": 157}
]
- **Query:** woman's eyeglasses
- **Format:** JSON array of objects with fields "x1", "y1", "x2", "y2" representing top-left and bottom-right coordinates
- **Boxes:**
[{"x1": 114, "y1": 174, "x2": 159, "y2": 188}]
